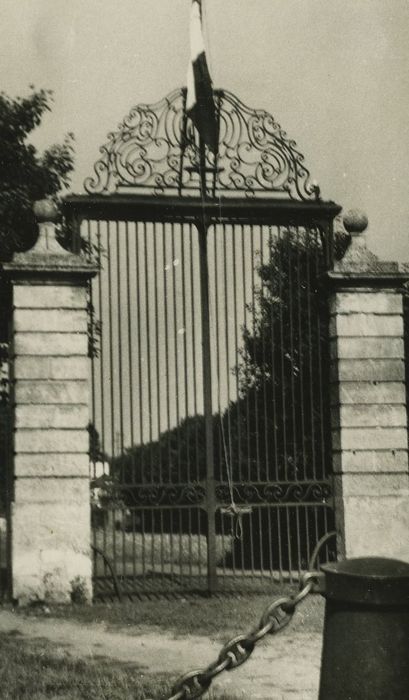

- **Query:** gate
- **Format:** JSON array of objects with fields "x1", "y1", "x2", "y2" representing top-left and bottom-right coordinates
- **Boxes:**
[{"x1": 64, "y1": 88, "x2": 340, "y2": 596}]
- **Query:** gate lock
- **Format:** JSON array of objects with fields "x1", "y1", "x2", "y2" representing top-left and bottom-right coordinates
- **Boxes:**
[{"x1": 220, "y1": 504, "x2": 253, "y2": 539}]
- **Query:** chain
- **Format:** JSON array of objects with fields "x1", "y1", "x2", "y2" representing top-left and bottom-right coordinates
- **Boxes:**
[
  {"x1": 165, "y1": 531, "x2": 336, "y2": 700},
  {"x1": 166, "y1": 570, "x2": 319, "y2": 700}
]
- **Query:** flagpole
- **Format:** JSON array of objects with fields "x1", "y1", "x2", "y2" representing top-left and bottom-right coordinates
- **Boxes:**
[
  {"x1": 196, "y1": 131, "x2": 218, "y2": 594},
  {"x1": 186, "y1": 0, "x2": 219, "y2": 593}
]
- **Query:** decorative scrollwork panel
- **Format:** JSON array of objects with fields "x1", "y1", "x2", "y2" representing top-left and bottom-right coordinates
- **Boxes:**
[
  {"x1": 102, "y1": 482, "x2": 207, "y2": 508},
  {"x1": 215, "y1": 481, "x2": 331, "y2": 506},
  {"x1": 84, "y1": 87, "x2": 319, "y2": 201}
]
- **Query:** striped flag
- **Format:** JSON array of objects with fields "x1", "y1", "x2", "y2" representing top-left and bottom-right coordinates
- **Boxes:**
[{"x1": 186, "y1": 0, "x2": 219, "y2": 153}]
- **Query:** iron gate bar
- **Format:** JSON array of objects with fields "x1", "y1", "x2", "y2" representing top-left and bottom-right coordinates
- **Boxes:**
[
  {"x1": 315, "y1": 234, "x2": 330, "y2": 481},
  {"x1": 197, "y1": 219, "x2": 217, "y2": 592},
  {"x1": 277, "y1": 226, "x2": 288, "y2": 480},
  {"x1": 64, "y1": 194, "x2": 340, "y2": 228},
  {"x1": 267, "y1": 225, "x2": 279, "y2": 482}
]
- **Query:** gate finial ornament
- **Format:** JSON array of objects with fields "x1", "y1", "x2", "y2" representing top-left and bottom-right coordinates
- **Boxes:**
[
  {"x1": 335, "y1": 209, "x2": 380, "y2": 271},
  {"x1": 343, "y1": 208, "x2": 368, "y2": 235},
  {"x1": 30, "y1": 199, "x2": 67, "y2": 257}
]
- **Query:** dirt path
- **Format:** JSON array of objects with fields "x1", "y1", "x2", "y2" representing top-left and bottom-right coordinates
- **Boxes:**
[{"x1": 0, "y1": 610, "x2": 322, "y2": 699}]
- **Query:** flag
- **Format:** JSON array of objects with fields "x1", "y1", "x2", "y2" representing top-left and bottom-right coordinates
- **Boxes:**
[{"x1": 186, "y1": 0, "x2": 219, "y2": 153}]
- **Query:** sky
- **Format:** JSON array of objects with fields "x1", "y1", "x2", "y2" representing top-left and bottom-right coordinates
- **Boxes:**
[{"x1": 1, "y1": 0, "x2": 409, "y2": 260}]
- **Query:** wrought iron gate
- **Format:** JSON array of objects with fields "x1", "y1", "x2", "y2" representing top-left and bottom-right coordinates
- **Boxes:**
[
  {"x1": 0, "y1": 278, "x2": 12, "y2": 601},
  {"x1": 65, "y1": 88, "x2": 341, "y2": 596}
]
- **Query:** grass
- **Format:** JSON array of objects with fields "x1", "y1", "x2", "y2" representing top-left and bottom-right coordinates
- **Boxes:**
[
  {"x1": 8, "y1": 583, "x2": 324, "y2": 698},
  {"x1": 21, "y1": 586, "x2": 325, "y2": 640},
  {"x1": 0, "y1": 633, "x2": 172, "y2": 700},
  {"x1": 0, "y1": 633, "x2": 243, "y2": 700}
]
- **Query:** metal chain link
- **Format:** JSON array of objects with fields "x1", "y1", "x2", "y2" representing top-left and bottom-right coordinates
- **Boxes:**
[
  {"x1": 166, "y1": 570, "x2": 319, "y2": 700},
  {"x1": 165, "y1": 531, "x2": 336, "y2": 700}
]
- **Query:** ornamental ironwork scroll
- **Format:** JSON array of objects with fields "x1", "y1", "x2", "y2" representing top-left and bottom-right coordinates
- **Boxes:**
[
  {"x1": 92, "y1": 481, "x2": 330, "y2": 508},
  {"x1": 98, "y1": 483, "x2": 207, "y2": 508},
  {"x1": 84, "y1": 88, "x2": 319, "y2": 200},
  {"x1": 215, "y1": 481, "x2": 331, "y2": 506}
]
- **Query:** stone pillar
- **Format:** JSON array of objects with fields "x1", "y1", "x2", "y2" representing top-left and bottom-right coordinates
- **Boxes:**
[
  {"x1": 3, "y1": 200, "x2": 96, "y2": 603},
  {"x1": 328, "y1": 210, "x2": 409, "y2": 562}
]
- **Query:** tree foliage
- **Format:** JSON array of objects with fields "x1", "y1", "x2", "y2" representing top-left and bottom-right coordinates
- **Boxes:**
[{"x1": 0, "y1": 87, "x2": 74, "y2": 260}]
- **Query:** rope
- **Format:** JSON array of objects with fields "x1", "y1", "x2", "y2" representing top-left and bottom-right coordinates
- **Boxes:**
[
  {"x1": 195, "y1": 133, "x2": 244, "y2": 540},
  {"x1": 192, "y1": 2, "x2": 247, "y2": 538},
  {"x1": 207, "y1": 232, "x2": 250, "y2": 541}
]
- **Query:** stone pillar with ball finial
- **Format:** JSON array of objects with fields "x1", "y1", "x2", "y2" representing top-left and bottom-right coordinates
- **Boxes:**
[
  {"x1": 3, "y1": 200, "x2": 97, "y2": 603},
  {"x1": 327, "y1": 209, "x2": 409, "y2": 562}
]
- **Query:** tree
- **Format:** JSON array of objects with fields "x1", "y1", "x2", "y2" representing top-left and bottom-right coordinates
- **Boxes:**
[{"x1": 0, "y1": 87, "x2": 74, "y2": 261}]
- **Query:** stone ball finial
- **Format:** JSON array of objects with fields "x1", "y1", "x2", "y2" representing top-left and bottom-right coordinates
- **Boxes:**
[
  {"x1": 33, "y1": 199, "x2": 59, "y2": 223},
  {"x1": 343, "y1": 209, "x2": 368, "y2": 235}
]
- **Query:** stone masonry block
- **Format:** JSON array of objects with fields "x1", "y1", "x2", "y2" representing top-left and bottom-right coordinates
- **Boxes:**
[
  {"x1": 15, "y1": 404, "x2": 89, "y2": 429},
  {"x1": 14, "y1": 453, "x2": 90, "y2": 478},
  {"x1": 14, "y1": 285, "x2": 87, "y2": 310},
  {"x1": 14, "y1": 332, "x2": 88, "y2": 356},
  {"x1": 12, "y1": 553, "x2": 40, "y2": 581},
  {"x1": 14, "y1": 309, "x2": 87, "y2": 333},
  {"x1": 333, "y1": 473, "x2": 409, "y2": 498},
  {"x1": 334, "y1": 494, "x2": 409, "y2": 562},
  {"x1": 15, "y1": 478, "x2": 89, "y2": 503},
  {"x1": 12, "y1": 551, "x2": 92, "y2": 605},
  {"x1": 330, "y1": 314, "x2": 403, "y2": 338},
  {"x1": 332, "y1": 426, "x2": 407, "y2": 451},
  {"x1": 331, "y1": 381, "x2": 406, "y2": 406},
  {"x1": 329, "y1": 292, "x2": 402, "y2": 315},
  {"x1": 15, "y1": 429, "x2": 88, "y2": 454},
  {"x1": 330, "y1": 359, "x2": 405, "y2": 383},
  {"x1": 14, "y1": 356, "x2": 89, "y2": 380},
  {"x1": 42, "y1": 551, "x2": 92, "y2": 603},
  {"x1": 331, "y1": 404, "x2": 407, "y2": 429},
  {"x1": 12, "y1": 500, "x2": 90, "y2": 554},
  {"x1": 332, "y1": 449, "x2": 408, "y2": 474},
  {"x1": 12, "y1": 527, "x2": 92, "y2": 604},
  {"x1": 15, "y1": 380, "x2": 88, "y2": 405},
  {"x1": 12, "y1": 560, "x2": 92, "y2": 604},
  {"x1": 330, "y1": 336, "x2": 404, "y2": 359}
]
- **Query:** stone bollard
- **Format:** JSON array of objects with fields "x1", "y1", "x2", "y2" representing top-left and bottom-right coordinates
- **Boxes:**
[{"x1": 318, "y1": 557, "x2": 409, "y2": 699}]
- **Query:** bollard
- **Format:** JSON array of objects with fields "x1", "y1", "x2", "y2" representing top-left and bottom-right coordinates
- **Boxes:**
[{"x1": 318, "y1": 557, "x2": 409, "y2": 699}]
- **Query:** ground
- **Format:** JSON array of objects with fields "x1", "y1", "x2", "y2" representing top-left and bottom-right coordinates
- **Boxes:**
[{"x1": 0, "y1": 591, "x2": 324, "y2": 699}]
